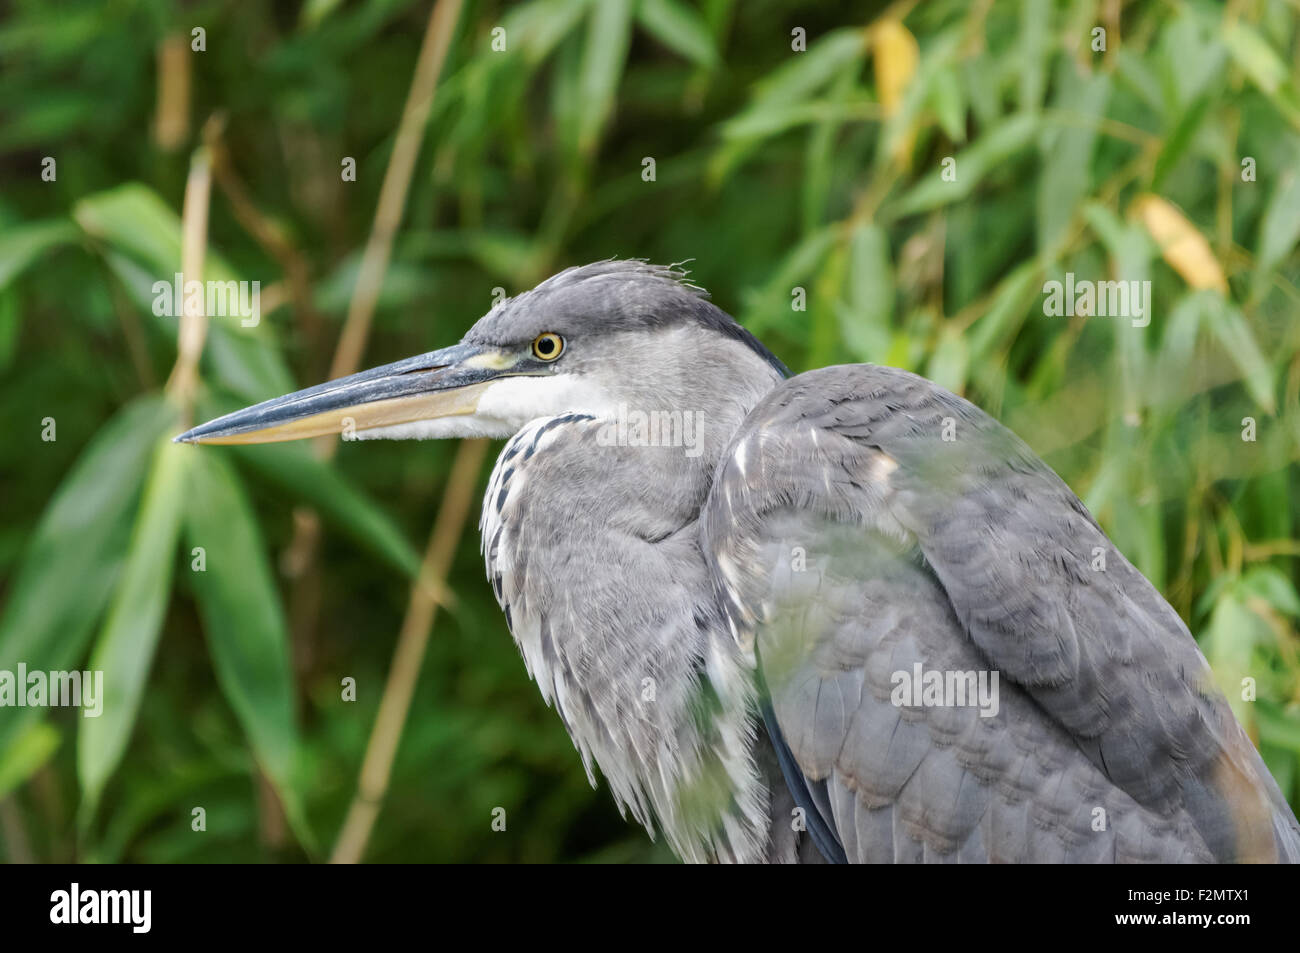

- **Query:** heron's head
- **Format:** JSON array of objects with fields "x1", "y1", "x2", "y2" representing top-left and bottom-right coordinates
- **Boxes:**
[{"x1": 176, "y1": 260, "x2": 786, "y2": 447}]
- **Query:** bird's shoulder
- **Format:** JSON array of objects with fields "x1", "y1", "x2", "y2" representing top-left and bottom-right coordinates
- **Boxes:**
[{"x1": 700, "y1": 362, "x2": 1299, "y2": 862}]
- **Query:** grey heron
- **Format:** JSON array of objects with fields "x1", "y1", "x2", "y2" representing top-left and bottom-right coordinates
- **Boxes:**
[{"x1": 177, "y1": 260, "x2": 1300, "y2": 863}]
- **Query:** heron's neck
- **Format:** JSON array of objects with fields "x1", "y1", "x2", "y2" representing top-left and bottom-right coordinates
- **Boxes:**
[
  {"x1": 478, "y1": 357, "x2": 782, "y2": 861},
  {"x1": 587, "y1": 335, "x2": 786, "y2": 493}
]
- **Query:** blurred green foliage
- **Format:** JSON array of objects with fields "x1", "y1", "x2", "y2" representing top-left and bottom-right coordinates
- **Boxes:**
[{"x1": 1, "y1": 0, "x2": 1299, "y2": 862}]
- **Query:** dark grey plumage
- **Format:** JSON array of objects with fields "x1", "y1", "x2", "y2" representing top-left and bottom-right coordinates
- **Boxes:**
[{"x1": 702, "y1": 364, "x2": 1300, "y2": 862}]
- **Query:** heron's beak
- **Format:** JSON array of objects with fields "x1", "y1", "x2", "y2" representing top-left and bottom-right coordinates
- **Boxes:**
[{"x1": 175, "y1": 342, "x2": 521, "y2": 445}]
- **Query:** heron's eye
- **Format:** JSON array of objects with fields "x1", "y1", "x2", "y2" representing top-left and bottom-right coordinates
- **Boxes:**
[{"x1": 531, "y1": 332, "x2": 564, "y2": 361}]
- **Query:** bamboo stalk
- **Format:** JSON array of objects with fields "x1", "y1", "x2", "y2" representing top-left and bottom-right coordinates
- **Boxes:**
[
  {"x1": 163, "y1": 135, "x2": 299, "y2": 849},
  {"x1": 165, "y1": 145, "x2": 212, "y2": 420},
  {"x1": 153, "y1": 34, "x2": 191, "y2": 151}
]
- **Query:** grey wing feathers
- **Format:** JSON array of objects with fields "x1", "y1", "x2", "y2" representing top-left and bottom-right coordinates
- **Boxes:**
[{"x1": 701, "y1": 363, "x2": 1300, "y2": 863}]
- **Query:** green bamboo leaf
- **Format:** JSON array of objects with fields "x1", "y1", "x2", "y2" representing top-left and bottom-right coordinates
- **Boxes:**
[
  {"x1": 98, "y1": 248, "x2": 173, "y2": 322},
  {"x1": 803, "y1": 69, "x2": 858, "y2": 230},
  {"x1": 1107, "y1": 223, "x2": 1154, "y2": 418},
  {"x1": 966, "y1": 260, "x2": 1041, "y2": 363},
  {"x1": 808, "y1": 244, "x2": 847, "y2": 370},
  {"x1": 1037, "y1": 69, "x2": 1110, "y2": 252},
  {"x1": 78, "y1": 436, "x2": 190, "y2": 824},
  {"x1": 636, "y1": 0, "x2": 718, "y2": 67},
  {"x1": 1259, "y1": 744, "x2": 1296, "y2": 805},
  {"x1": 750, "y1": 28, "x2": 865, "y2": 105},
  {"x1": 300, "y1": 0, "x2": 344, "y2": 30},
  {"x1": 578, "y1": 0, "x2": 634, "y2": 158},
  {"x1": 1017, "y1": 0, "x2": 1048, "y2": 113},
  {"x1": 710, "y1": 28, "x2": 866, "y2": 182},
  {"x1": 739, "y1": 226, "x2": 838, "y2": 335},
  {"x1": 926, "y1": 325, "x2": 969, "y2": 394},
  {"x1": 1080, "y1": 209, "x2": 1157, "y2": 420},
  {"x1": 1203, "y1": 589, "x2": 1265, "y2": 728},
  {"x1": 85, "y1": 192, "x2": 295, "y2": 404},
  {"x1": 75, "y1": 184, "x2": 207, "y2": 282},
  {"x1": 720, "y1": 98, "x2": 876, "y2": 140},
  {"x1": 0, "y1": 219, "x2": 79, "y2": 291},
  {"x1": 1223, "y1": 21, "x2": 1287, "y2": 94},
  {"x1": 1081, "y1": 451, "x2": 1126, "y2": 525},
  {"x1": 202, "y1": 321, "x2": 296, "y2": 404},
  {"x1": 0, "y1": 721, "x2": 60, "y2": 800},
  {"x1": 505, "y1": 0, "x2": 589, "y2": 66},
  {"x1": 1114, "y1": 48, "x2": 1164, "y2": 113},
  {"x1": 1156, "y1": 12, "x2": 1225, "y2": 107},
  {"x1": 891, "y1": 114, "x2": 1039, "y2": 216},
  {"x1": 0, "y1": 395, "x2": 176, "y2": 754},
  {"x1": 219, "y1": 437, "x2": 421, "y2": 579},
  {"x1": 1256, "y1": 169, "x2": 1300, "y2": 275},
  {"x1": 1151, "y1": 93, "x2": 1211, "y2": 191},
  {"x1": 961, "y1": 52, "x2": 1001, "y2": 126},
  {"x1": 1245, "y1": 469, "x2": 1291, "y2": 544},
  {"x1": 836, "y1": 222, "x2": 893, "y2": 361},
  {"x1": 1081, "y1": 201, "x2": 1128, "y2": 252},
  {"x1": 0, "y1": 93, "x2": 100, "y2": 151},
  {"x1": 928, "y1": 64, "x2": 965, "y2": 143},
  {"x1": 1202, "y1": 297, "x2": 1276, "y2": 413},
  {"x1": 1151, "y1": 292, "x2": 1204, "y2": 403},
  {"x1": 184, "y1": 450, "x2": 311, "y2": 845},
  {"x1": 73, "y1": 184, "x2": 283, "y2": 363},
  {"x1": 1223, "y1": 21, "x2": 1300, "y2": 126},
  {"x1": 1256, "y1": 700, "x2": 1300, "y2": 757},
  {"x1": 1239, "y1": 566, "x2": 1300, "y2": 617}
]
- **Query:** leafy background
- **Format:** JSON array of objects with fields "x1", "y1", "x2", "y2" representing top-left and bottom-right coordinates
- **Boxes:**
[{"x1": 2, "y1": 0, "x2": 1299, "y2": 863}]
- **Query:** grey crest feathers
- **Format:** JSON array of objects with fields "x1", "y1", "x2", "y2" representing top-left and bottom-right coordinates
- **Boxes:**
[{"x1": 465, "y1": 259, "x2": 789, "y2": 377}]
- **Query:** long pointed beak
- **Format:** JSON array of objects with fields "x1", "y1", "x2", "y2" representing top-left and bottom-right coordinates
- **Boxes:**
[{"x1": 175, "y1": 342, "x2": 520, "y2": 445}]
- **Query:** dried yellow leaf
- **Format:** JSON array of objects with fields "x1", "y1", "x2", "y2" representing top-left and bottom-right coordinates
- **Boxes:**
[
  {"x1": 872, "y1": 19, "x2": 919, "y2": 117},
  {"x1": 1131, "y1": 194, "x2": 1228, "y2": 293}
]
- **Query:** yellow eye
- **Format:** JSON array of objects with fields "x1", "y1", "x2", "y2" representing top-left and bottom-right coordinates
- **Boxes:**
[{"x1": 531, "y1": 332, "x2": 564, "y2": 361}]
